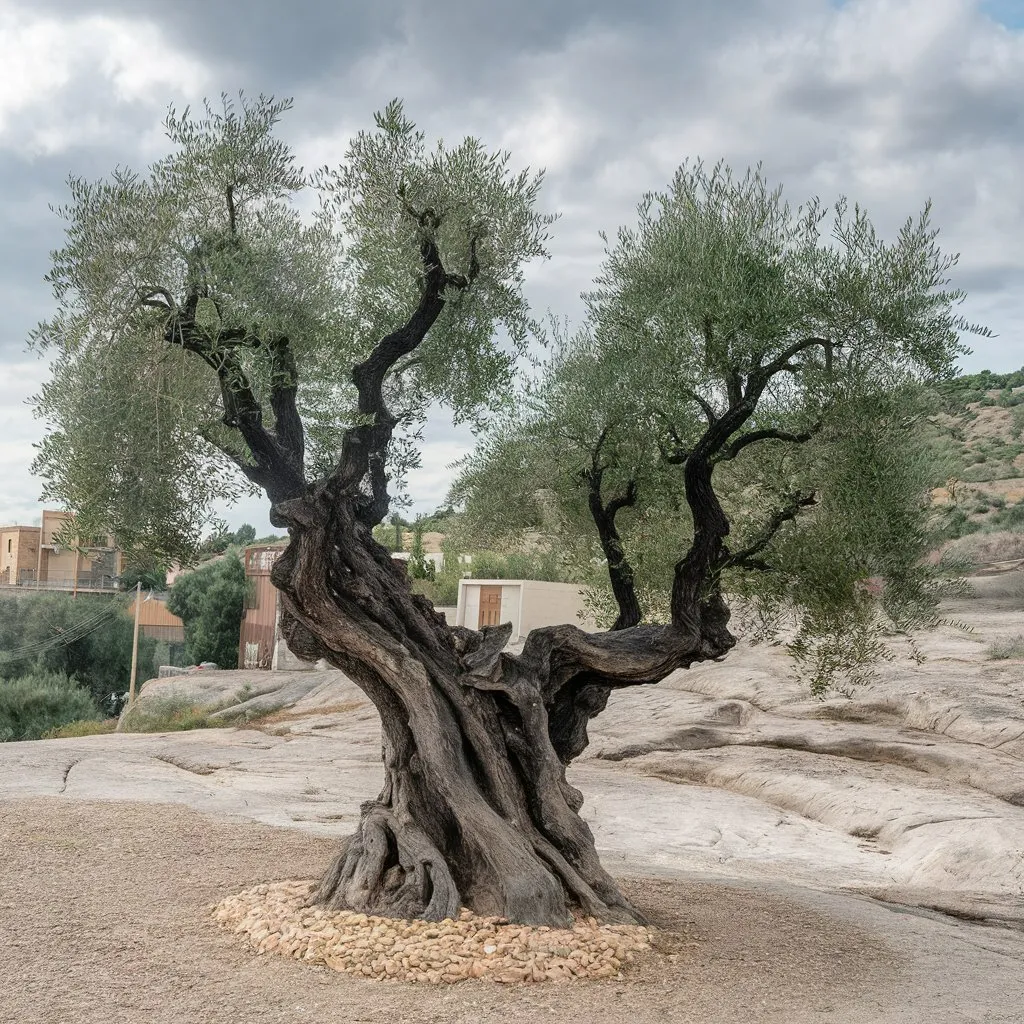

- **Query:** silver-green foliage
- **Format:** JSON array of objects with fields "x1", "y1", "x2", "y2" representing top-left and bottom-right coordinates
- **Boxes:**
[
  {"x1": 456, "y1": 161, "x2": 985, "y2": 689},
  {"x1": 32, "y1": 95, "x2": 554, "y2": 562},
  {"x1": 0, "y1": 671, "x2": 101, "y2": 742}
]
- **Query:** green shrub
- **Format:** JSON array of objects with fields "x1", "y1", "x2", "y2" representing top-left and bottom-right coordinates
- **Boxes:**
[
  {"x1": 118, "y1": 684, "x2": 268, "y2": 733},
  {"x1": 0, "y1": 671, "x2": 101, "y2": 742},
  {"x1": 1012, "y1": 406, "x2": 1024, "y2": 438},
  {"x1": 0, "y1": 593, "x2": 156, "y2": 707},
  {"x1": 961, "y1": 464, "x2": 997, "y2": 482},
  {"x1": 411, "y1": 577, "x2": 459, "y2": 607},
  {"x1": 934, "y1": 505, "x2": 980, "y2": 541},
  {"x1": 986, "y1": 502, "x2": 1024, "y2": 530}
]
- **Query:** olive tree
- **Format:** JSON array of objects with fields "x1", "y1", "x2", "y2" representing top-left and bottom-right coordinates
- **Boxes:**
[
  {"x1": 456, "y1": 164, "x2": 979, "y2": 686},
  {"x1": 33, "y1": 100, "x2": 981, "y2": 927}
]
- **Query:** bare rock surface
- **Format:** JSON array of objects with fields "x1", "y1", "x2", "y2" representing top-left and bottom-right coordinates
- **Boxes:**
[{"x1": 5, "y1": 576, "x2": 1022, "y2": 928}]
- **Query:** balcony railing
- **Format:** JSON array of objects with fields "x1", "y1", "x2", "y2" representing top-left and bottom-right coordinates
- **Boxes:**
[{"x1": 0, "y1": 570, "x2": 120, "y2": 592}]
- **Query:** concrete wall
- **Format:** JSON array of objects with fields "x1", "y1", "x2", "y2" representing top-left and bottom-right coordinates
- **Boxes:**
[
  {"x1": 456, "y1": 579, "x2": 596, "y2": 640},
  {"x1": 457, "y1": 580, "x2": 481, "y2": 630},
  {"x1": 500, "y1": 584, "x2": 522, "y2": 635},
  {"x1": 518, "y1": 580, "x2": 596, "y2": 636}
]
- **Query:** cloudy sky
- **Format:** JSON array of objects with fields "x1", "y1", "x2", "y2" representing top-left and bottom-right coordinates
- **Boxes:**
[{"x1": 1, "y1": 0, "x2": 1022, "y2": 537}]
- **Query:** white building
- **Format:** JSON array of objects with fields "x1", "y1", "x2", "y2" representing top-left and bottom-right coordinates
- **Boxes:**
[{"x1": 455, "y1": 579, "x2": 597, "y2": 640}]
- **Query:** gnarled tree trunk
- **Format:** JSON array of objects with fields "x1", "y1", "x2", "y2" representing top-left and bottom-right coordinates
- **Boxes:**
[
  {"x1": 269, "y1": 491, "x2": 733, "y2": 927},
  {"x1": 163, "y1": 213, "x2": 760, "y2": 927}
]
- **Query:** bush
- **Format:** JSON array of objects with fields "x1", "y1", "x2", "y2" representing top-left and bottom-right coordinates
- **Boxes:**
[
  {"x1": 1012, "y1": 406, "x2": 1024, "y2": 438},
  {"x1": 986, "y1": 502, "x2": 1024, "y2": 531},
  {"x1": 0, "y1": 671, "x2": 101, "y2": 742},
  {"x1": 987, "y1": 635, "x2": 1024, "y2": 660},
  {"x1": 119, "y1": 696, "x2": 224, "y2": 733},
  {"x1": 942, "y1": 531, "x2": 1024, "y2": 567},
  {"x1": 0, "y1": 594, "x2": 155, "y2": 708},
  {"x1": 961, "y1": 464, "x2": 997, "y2": 482},
  {"x1": 411, "y1": 577, "x2": 460, "y2": 607},
  {"x1": 119, "y1": 686, "x2": 274, "y2": 733}
]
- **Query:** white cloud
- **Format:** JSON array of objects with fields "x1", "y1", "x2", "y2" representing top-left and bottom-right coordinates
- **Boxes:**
[
  {"x1": 2, "y1": 0, "x2": 1023, "y2": 532},
  {"x1": 0, "y1": 359, "x2": 49, "y2": 526},
  {"x1": 0, "y1": 1, "x2": 212, "y2": 155}
]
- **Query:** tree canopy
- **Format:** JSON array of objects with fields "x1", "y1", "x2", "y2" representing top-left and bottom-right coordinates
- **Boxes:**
[
  {"x1": 454, "y1": 161, "x2": 984, "y2": 687},
  {"x1": 166, "y1": 551, "x2": 246, "y2": 667},
  {"x1": 32, "y1": 95, "x2": 553, "y2": 563}
]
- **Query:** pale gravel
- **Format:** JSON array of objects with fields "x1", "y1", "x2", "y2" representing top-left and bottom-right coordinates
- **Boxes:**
[
  {"x1": 2, "y1": 798, "x2": 1023, "y2": 1024},
  {"x1": 215, "y1": 881, "x2": 652, "y2": 983}
]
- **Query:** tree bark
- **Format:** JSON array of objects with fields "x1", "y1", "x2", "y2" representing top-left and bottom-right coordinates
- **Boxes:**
[{"x1": 268, "y1": 489, "x2": 726, "y2": 927}]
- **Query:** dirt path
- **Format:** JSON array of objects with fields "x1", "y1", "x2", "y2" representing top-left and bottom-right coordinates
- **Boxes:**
[{"x1": 2, "y1": 799, "x2": 1022, "y2": 1024}]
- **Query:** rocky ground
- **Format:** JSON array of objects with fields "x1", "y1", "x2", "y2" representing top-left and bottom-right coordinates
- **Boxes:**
[{"x1": 1, "y1": 573, "x2": 1023, "y2": 1021}]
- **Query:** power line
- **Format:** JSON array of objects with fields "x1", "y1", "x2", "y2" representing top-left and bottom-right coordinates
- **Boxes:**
[{"x1": 0, "y1": 605, "x2": 124, "y2": 662}]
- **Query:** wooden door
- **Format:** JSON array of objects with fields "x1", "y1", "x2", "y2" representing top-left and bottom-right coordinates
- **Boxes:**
[{"x1": 477, "y1": 585, "x2": 503, "y2": 628}]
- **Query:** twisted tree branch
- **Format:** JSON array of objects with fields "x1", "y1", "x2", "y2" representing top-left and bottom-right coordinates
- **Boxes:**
[
  {"x1": 579, "y1": 427, "x2": 642, "y2": 630},
  {"x1": 715, "y1": 422, "x2": 821, "y2": 463},
  {"x1": 720, "y1": 490, "x2": 817, "y2": 571}
]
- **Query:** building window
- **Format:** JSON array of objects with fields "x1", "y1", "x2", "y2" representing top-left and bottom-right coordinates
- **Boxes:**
[{"x1": 6, "y1": 540, "x2": 10, "y2": 553}]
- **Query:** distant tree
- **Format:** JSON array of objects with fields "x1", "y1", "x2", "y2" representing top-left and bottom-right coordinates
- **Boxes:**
[
  {"x1": 119, "y1": 564, "x2": 168, "y2": 592},
  {"x1": 197, "y1": 522, "x2": 258, "y2": 556},
  {"x1": 234, "y1": 523, "x2": 257, "y2": 546},
  {"x1": 408, "y1": 519, "x2": 435, "y2": 580},
  {"x1": 31, "y1": 97, "x2": 981, "y2": 928},
  {"x1": 0, "y1": 593, "x2": 156, "y2": 705},
  {"x1": 166, "y1": 551, "x2": 246, "y2": 667}
]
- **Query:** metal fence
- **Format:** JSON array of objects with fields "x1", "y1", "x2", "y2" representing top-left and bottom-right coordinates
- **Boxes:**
[{"x1": 0, "y1": 569, "x2": 121, "y2": 592}]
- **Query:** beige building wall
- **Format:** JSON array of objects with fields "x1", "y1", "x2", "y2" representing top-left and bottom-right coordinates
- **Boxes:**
[
  {"x1": 1, "y1": 511, "x2": 122, "y2": 590},
  {"x1": 0, "y1": 527, "x2": 40, "y2": 585},
  {"x1": 459, "y1": 581, "x2": 482, "y2": 631},
  {"x1": 456, "y1": 579, "x2": 597, "y2": 639},
  {"x1": 518, "y1": 580, "x2": 596, "y2": 636},
  {"x1": 38, "y1": 509, "x2": 122, "y2": 587}
]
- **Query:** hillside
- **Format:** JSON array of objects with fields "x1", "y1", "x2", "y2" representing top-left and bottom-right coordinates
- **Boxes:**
[{"x1": 932, "y1": 368, "x2": 1024, "y2": 563}]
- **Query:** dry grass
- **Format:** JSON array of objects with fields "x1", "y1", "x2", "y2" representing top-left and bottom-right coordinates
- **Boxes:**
[
  {"x1": 941, "y1": 531, "x2": 1024, "y2": 567},
  {"x1": 986, "y1": 635, "x2": 1024, "y2": 660},
  {"x1": 42, "y1": 718, "x2": 118, "y2": 739},
  {"x1": 242, "y1": 700, "x2": 365, "y2": 728},
  {"x1": 119, "y1": 696, "x2": 227, "y2": 733}
]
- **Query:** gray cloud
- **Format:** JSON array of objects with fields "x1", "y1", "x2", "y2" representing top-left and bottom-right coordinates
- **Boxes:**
[{"x1": 1, "y1": 0, "x2": 1022, "y2": 528}]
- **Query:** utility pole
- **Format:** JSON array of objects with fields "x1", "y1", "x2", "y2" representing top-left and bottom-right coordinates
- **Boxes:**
[{"x1": 128, "y1": 580, "x2": 142, "y2": 706}]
